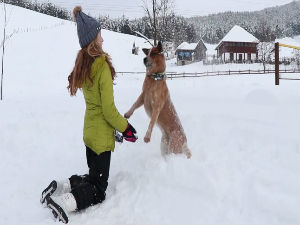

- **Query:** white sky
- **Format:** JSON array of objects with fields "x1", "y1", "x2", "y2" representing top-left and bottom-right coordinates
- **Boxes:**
[{"x1": 38, "y1": 0, "x2": 295, "y2": 19}]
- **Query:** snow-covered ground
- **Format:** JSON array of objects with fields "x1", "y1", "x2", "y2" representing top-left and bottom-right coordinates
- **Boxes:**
[{"x1": 0, "y1": 4, "x2": 299, "y2": 225}]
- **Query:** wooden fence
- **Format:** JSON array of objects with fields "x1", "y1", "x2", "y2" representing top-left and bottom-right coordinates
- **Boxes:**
[{"x1": 117, "y1": 69, "x2": 300, "y2": 79}]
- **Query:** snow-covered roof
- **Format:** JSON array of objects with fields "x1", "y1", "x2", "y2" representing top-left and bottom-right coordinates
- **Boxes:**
[
  {"x1": 216, "y1": 25, "x2": 259, "y2": 49},
  {"x1": 176, "y1": 42, "x2": 199, "y2": 50}
]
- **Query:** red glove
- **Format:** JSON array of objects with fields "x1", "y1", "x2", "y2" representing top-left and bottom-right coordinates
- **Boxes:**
[{"x1": 122, "y1": 123, "x2": 138, "y2": 142}]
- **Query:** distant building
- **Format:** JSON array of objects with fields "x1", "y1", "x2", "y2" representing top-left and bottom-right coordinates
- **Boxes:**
[
  {"x1": 175, "y1": 40, "x2": 207, "y2": 66},
  {"x1": 215, "y1": 25, "x2": 259, "y2": 63}
]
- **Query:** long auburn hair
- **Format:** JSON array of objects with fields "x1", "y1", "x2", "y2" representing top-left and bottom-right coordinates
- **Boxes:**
[{"x1": 67, "y1": 37, "x2": 116, "y2": 96}]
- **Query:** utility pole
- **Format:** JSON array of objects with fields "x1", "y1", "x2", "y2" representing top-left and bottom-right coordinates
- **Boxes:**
[
  {"x1": 1, "y1": 0, "x2": 7, "y2": 100},
  {"x1": 275, "y1": 42, "x2": 279, "y2": 85}
]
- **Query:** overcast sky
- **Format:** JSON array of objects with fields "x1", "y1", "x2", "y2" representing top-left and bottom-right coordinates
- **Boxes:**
[{"x1": 38, "y1": 0, "x2": 295, "y2": 19}]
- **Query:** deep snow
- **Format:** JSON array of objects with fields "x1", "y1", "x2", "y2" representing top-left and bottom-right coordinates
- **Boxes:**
[{"x1": 0, "y1": 4, "x2": 299, "y2": 225}]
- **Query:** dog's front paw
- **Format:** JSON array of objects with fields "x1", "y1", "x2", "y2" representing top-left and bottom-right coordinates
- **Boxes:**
[
  {"x1": 124, "y1": 111, "x2": 132, "y2": 119},
  {"x1": 144, "y1": 136, "x2": 150, "y2": 143}
]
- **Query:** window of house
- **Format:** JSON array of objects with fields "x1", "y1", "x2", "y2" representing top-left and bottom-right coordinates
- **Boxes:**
[{"x1": 247, "y1": 53, "x2": 251, "y2": 60}]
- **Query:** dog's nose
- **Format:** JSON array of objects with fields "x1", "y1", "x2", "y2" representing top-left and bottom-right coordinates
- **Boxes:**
[{"x1": 143, "y1": 57, "x2": 147, "y2": 66}]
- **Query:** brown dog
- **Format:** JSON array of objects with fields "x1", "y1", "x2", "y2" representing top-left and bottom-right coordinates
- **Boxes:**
[{"x1": 124, "y1": 41, "x2": 191, "y2": 158}]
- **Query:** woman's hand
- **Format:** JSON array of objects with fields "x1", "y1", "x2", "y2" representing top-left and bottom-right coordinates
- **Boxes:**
[{"x1": 122, "y1": 123, "x2": 138, "y2": 142}]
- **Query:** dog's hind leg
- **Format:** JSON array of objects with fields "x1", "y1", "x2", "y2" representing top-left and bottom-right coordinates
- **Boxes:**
[
  {"x1": 160, "y1": 131, "x2": 169, "y2": 156},
  {"x1": 169, "y1": 132, "x2": 191, "y2": 158},
  {"x1": 182, "y1": 142, "x2": 192, "y2": 159},
  {"x1": 124, "y1": 92, "x2": 144, "y2": 119},
  {"x1": 168, "y1": 132, "x2": 182, "y2": 155}
]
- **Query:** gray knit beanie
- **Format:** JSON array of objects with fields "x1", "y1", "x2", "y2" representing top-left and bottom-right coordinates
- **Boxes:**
[{"x1": 73, "y1": 6, "x2": 101, "y2": 48}]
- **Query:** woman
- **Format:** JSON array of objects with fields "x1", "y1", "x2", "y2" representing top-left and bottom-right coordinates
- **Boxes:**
[{"x1": 40, "y1": 6, "x2": 137, "y2": 224}]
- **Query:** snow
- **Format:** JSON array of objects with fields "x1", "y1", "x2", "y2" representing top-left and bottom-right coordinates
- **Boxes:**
[
  {"x1": 216, "y1": 25, "x2": 259, "y2": 48},
  {"x1": 0, "y1": 4, "x2": 299, "y2": 225},
  {"x1": 204, "y1": 43, "x2": 218, "y2": 57}
]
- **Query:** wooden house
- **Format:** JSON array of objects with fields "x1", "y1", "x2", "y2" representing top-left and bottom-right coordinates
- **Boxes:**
[
  {"x1": 215, "y1": 25, "x2": 259, "y2": 63},
  {"x1": 176, "y1": 40, "x2": 207, "y2": 66}
]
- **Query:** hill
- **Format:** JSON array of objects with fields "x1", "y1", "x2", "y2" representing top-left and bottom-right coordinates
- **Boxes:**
[{"x1": 187, "y1": 1, "x2": 300, "y2": 43}]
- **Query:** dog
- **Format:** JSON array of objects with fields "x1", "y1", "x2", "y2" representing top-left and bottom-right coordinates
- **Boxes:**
[{"x1": 124, "y1": 41, "x2": 191, "y2": 158}]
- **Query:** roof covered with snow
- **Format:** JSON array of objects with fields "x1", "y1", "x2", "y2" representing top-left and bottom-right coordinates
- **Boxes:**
[
  {"x1": 216, "y1": 25, "x2": 259, "y2": 49},
  {"x1": 176, "y1": 42, "x2": 200, "y2": 50}
]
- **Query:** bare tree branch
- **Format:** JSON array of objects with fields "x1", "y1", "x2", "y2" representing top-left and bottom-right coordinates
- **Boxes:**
[
  {"x1": 133, "y1": 30, "x2": 154, "y2": 46},
  {"x1": 141, "y1": 0, "x2": 174, "y2": 45},
  {"x1": 258, "y1": 41, "x2": 275, "y2": 72}
]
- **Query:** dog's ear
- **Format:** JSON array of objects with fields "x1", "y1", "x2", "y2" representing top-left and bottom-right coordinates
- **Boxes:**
[
  {"x1": 157, "y1": 41, "x2": 163, "y2": 52},
  {"x1": 142, "y1": 48, "x2": 150, "y2": 55}
]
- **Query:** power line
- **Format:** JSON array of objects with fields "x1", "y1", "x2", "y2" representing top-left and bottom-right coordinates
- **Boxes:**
[
  {"x1": 37, "y1": 0, "x2": 207, "y2": 16},
  {"x1": 38, "y1": 1, "x2": 143, "y2": 8},
  {"x1": 36, "y1": 0, "x2": 293, "y2": 18},
  {"x1": 36, "y1": 0, "x2": 218, "y2": 17}
]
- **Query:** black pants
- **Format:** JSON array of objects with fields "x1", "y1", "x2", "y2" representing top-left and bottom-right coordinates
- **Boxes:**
[{"x1": 69, "y1": 146, "x2": 111, "y2": 210}]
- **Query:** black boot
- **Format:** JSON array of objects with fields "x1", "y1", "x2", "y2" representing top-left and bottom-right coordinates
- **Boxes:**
[
  {"x1": 40, "y1": 179, "x2": 71, "y2": 204},
  {"x1": 46, "y1": 193, "x2": 77, "y2": 224}
]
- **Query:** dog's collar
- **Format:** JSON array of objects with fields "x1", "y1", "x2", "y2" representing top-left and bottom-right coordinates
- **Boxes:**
[{"x1": 148, "y1": 72, "x2": 166, "y2": 81}]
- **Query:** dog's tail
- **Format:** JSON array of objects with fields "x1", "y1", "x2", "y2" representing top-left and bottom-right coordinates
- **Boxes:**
[{"x1": 182, "y1": 142, "x2": 192, "y2": 159}]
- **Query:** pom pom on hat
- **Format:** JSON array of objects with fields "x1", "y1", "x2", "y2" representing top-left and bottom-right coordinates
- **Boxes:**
[{"x1": 73, "y1": 6, "x2": 82, "y2": 21}]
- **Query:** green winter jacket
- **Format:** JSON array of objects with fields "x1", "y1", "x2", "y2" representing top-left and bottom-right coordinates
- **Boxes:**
[{"x1": 82, "y1": 55, "x2": 128, "y2": 155}]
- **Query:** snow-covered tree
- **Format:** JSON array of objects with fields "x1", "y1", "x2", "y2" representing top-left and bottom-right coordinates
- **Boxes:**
[
  {"x1": 257, "y1": 42, "x2": 275, "y2": 72},
  {"x1": 293, "y1": 49, "x2": 300, "y2": 70},
  {"x1": 1, "y1": 0, "x2": 71, "y2": 20},
  {"x1": 187, "y1": 1, "x2": 299, "y2": 43}
]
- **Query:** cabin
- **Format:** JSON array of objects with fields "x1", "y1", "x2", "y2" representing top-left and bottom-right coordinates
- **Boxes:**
[
  {"x1": 215, "y1": 25, "x2": 259, "y2": 63},
  {"x1": 176, "y1": 40, "x2": 207, "y2": 66}
]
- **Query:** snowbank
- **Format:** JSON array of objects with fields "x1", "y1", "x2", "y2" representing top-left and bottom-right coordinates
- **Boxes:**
[{"x1": 0, "y1": 4, "x2": 299, "y2": 225}]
